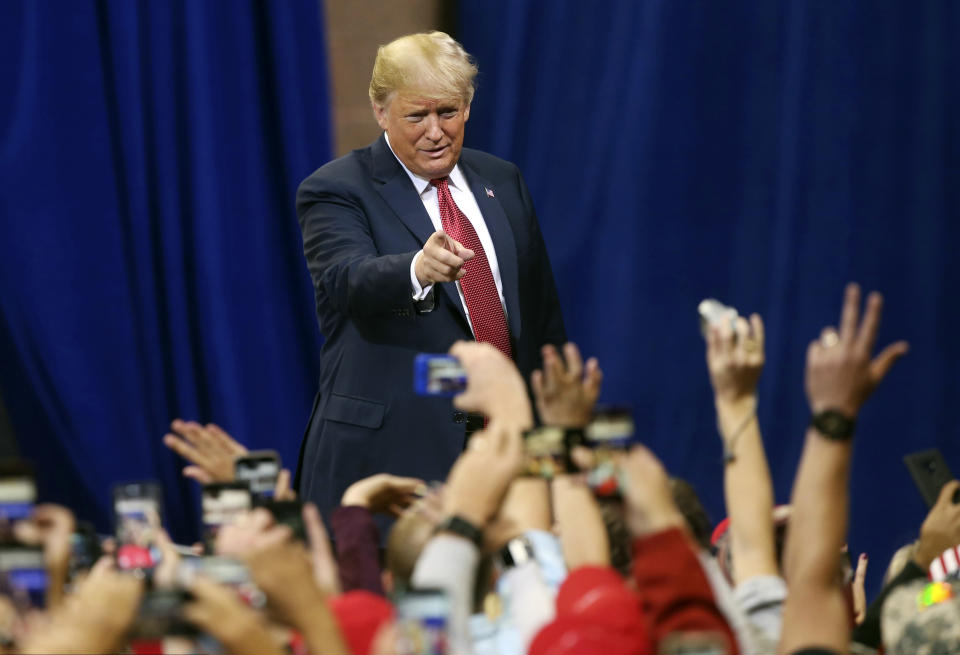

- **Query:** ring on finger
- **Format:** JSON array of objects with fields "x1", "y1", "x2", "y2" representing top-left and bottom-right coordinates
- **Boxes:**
[
  {"x1": 821, "y1": 331, "x2": 840, "y2": 348},
  {"x1": 742, "y1": 339, "x2": 759, "y2": 353}
]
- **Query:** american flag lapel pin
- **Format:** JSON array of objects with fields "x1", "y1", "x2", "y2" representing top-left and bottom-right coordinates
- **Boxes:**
[{"x1": 485, "y1": 187, "x2": 495, "y2": 198}]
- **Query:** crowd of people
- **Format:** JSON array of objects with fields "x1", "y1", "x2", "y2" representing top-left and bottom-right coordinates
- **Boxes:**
[{"x1": 4, "y1": 283, "x2": 958, "y2": 654}]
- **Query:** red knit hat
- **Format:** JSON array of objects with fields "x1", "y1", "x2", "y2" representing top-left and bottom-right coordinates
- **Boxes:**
[{"x1": 328, "y1": 591, "x2": 395, "y2": 655}]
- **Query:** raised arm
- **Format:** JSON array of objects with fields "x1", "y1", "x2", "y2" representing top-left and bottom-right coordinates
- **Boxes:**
[
  {"x1": 779, "y1": 283, "x2": 908, "y2": 654},
  {"x1": 706, "y1": 313, "x2": 778, "y2": 583}
]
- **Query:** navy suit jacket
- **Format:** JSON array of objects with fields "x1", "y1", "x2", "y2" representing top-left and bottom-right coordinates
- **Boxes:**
[{"x1": 294, "y1": 134, "x2": 566, "y2": 518}]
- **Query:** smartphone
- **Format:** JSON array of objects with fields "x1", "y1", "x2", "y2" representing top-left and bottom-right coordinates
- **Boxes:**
[
  {"x1": 68, "y1": 520, "x2": 103, "y2": 582},
  {"x1": 201, "y1": 482, "x2": 252, "y2": 552},
  {"x1": 413, "y1": 354, "x2": 467, "y2": 397},
  {"x1": 522, "y1": 427, "x2": 570, "y2": 478},
  {"x1": 113, "y1": 481, "x2": 164, "y2": 572},
  {"x1": 0, "y1": 460, "x2": 36, "y2": 542},
  {"x1": 904, "y1": 449, "x2": 960, "y2": 508},
  {"x1": 697, "y1": 299, "x2": 739, "y2": 338},
  {"x1": 579, "y1": 407, "x2": 637, "y2": 498},
  {"x1": 395, "y1": 588, "x2": 450, "y2": 655},
  {"x1": 130, "y1": 588, "x2": 198, "y2": 639},
  {"x1": 0, "y1": 545, "x2": 47, "y2": 610},
  {"x1": 234, "y1": 450, "x2": 280, "y2": 499},
  {"x1": 253, "y1": 498, "x2": 306, "y2": 542},
  {"x1": 178, "y1": 556, "x2": 265, "y2": 609}
]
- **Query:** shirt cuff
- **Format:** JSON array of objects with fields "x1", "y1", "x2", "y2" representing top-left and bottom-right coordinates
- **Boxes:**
[{"x1": 410, "y1": 250, "x2": 435, "y2": 300}]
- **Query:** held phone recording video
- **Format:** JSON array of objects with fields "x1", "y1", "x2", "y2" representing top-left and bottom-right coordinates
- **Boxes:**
[
  {"x1": 234, "y1": 450, "x2": 280, "y2": 499},
  {"x1": 576, "y1": 407, "x2": 638, "y2": 497},
  {"x1": 68, "y1": 521, "x2": 103, "y2": 583},
  {"x1": 113, "y1": 481, "x2": 164, "y2": 572},
  {"x1": 904, "y1": 449, "x2": 960, "y2": 508},
  {"x1": 201, "y1": 482, "x2": 252, "y2": 552},
  {"x1": 0, "y1": 460, "x2": 37, "y2": 542},
  {"x1": 414, "y1": 354, "x2": 467, "y2": 397},
  {"x1": 0, "y1": 545, "x2": 48, "y2": 611},
  {"x1": 395, "y1": 588, "x2": 450, "y2": 655},
  {"x1": 522, "y1": 427, "x2": 571, "y2": 479},
  {"x1": 253, "y1": 498, "x2": 307, "y2": 542},
  {"x1": 178, "y1": 556, "x2": 265, "y2": 609}
]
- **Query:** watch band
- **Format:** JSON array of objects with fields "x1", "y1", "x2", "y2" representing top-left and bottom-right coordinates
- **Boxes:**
[
  {"x1": 810, "y1": 409, "x2": 856, "y2": 441},
  {"x1": 435, "y1": 515, "x2": 484, "y2": 548},
  {"x1": 498, "y1": 536, "x2": 535, "y2": 569}
]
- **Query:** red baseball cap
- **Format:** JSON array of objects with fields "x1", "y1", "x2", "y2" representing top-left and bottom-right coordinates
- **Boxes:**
[
  {"x1": 530, "y1": 617, "x2": 651, "y2": 655},
  {"x1": 328, "y1": 590, "x2": 395, "y2": 655},
  {"x1": 556, "y1": 566, "x2": 645, "y2": 633}
]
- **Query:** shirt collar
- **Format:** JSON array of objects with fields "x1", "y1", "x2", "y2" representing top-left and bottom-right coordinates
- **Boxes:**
[{"x1": 384, "y1": 132, "x2": 467, "y2": 196}]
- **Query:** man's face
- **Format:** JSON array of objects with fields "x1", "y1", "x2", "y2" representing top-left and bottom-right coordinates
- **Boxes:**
[{"x1": 374, "y1": 91, "x2": 470, "y2": 180}]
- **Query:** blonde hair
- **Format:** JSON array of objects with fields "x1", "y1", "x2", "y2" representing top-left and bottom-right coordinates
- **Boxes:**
[{"x1": 369, "y1": 31, "x2": 478, "y2": 108}]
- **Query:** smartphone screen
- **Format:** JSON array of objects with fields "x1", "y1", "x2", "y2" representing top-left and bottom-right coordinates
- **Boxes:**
[
  {"x1": 201, "y1": 483, "x2": 251, "y2": 552},
  {"x1": 582, "y1": 408, "x2": 637, "y2": 497},
  {"x1": 522, "y1": 427, "x2": 569, "y2": 478},
  {"x1": 113, "y1": 482, "x2": 163, "y2": 572},
  {"x1": 0, "y1": 545, "x2": 47, "y2": 610},
  {"x1": 413, "y1": 354, "x2": 467, "y2": 397},
  {"x1": 178, "y1": 556, "x2": 264, "y2": 608},
  {"x1": 395, "y1": 588, "x2": 450, "y2": 655},
  {"x1": 0, "y1": 460, "x2": 36, "y2": 542},
  {"x1": 234, "y1": 451, "x2": 280, "y2": 499}
]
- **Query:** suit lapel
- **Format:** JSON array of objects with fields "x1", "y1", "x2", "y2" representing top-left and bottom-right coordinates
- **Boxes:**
[
  {"x1": 370, "y1": 135, "x2": 469, "y2": 328},
  {"x1": 460, "y1": 163, "x2": 522, "y2": 339}
]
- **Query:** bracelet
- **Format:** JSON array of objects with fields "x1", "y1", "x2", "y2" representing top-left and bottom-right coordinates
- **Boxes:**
[{"x1": 717, "y1": 400, "x2": 757, "y2": 464}]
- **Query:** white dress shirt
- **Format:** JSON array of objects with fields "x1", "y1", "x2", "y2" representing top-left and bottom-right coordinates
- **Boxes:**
[{"x1": 383, "y1": 133, "x2": 507, "y2": 334}]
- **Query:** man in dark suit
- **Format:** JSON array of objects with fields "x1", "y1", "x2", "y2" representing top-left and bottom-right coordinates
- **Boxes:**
[{"x1": 294, "y1": 31, "x2": 566, "y2": 519}]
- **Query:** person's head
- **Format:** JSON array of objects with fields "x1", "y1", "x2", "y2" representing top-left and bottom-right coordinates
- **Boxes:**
[{"x1": 369, "y1": 31, "x2": 478, "y2": 180}]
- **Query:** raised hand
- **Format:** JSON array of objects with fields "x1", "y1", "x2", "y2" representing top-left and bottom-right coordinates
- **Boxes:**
[
  {"x1": 20, "y1": 563, "x2": 143, "y2": 654},
  {"x1": 183, "y1": 577, "x2": 287, "y2": 655},
  {"x1": 707, "y1": 314, "x2": 765, "y2": 403},
  {"x1": 415, "y1": 229, "x2": 475, "y2": 286},
  {"x1": 443, "y1": 422, "x2": 525, "y2": 527},
  {"x1": 531, "y1": 342, "x2": 602, "y2": 427},
  {"x1": 163, "y1": 419, "x2": 248, "y2": 484},
  {"x1": 341, "y1": 473, "x2": 425, "y2": 517},
  {"x1": 13, "y1": 503, "x2": 75, "y2": 608},
  {"x1": 805, "y1": 283, "x2": 909, "y2": 417},
  {"x1": 616, "y1": 445, "x2": 684, "y2": 538},
  {"x1": 243, "y1": 537, "x2": 349, "y2": 655},
  {"x1": 215, "y1": 508, "x2": 291, "y2": 558},
  {"x1": 449, "y1": 341, "x2": 533, "y2": 428},
  {"x1": 914, "y1": 480, "x2": 960, "y2": 568}
]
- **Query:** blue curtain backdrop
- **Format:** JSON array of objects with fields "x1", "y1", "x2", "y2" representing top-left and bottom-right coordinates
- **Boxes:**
[
  {"x1": 0, "y1": 1, "x2": 330, "y2": 541},
  {"x1": 459, "y1": 0, "x2": 958, "y2": 596}
]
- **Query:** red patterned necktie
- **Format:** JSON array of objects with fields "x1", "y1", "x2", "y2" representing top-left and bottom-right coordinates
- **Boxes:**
[{"x1": 431, "y1": 177, "x2": 513, "y2": 360}]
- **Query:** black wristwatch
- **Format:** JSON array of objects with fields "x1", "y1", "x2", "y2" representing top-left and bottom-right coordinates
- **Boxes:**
[
  {"x1": 435, "y1": 515, "x2": 485, "y2": 548},
  {"x1": 810, "y1": 409, "x2": 856, "y2": 441}
]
